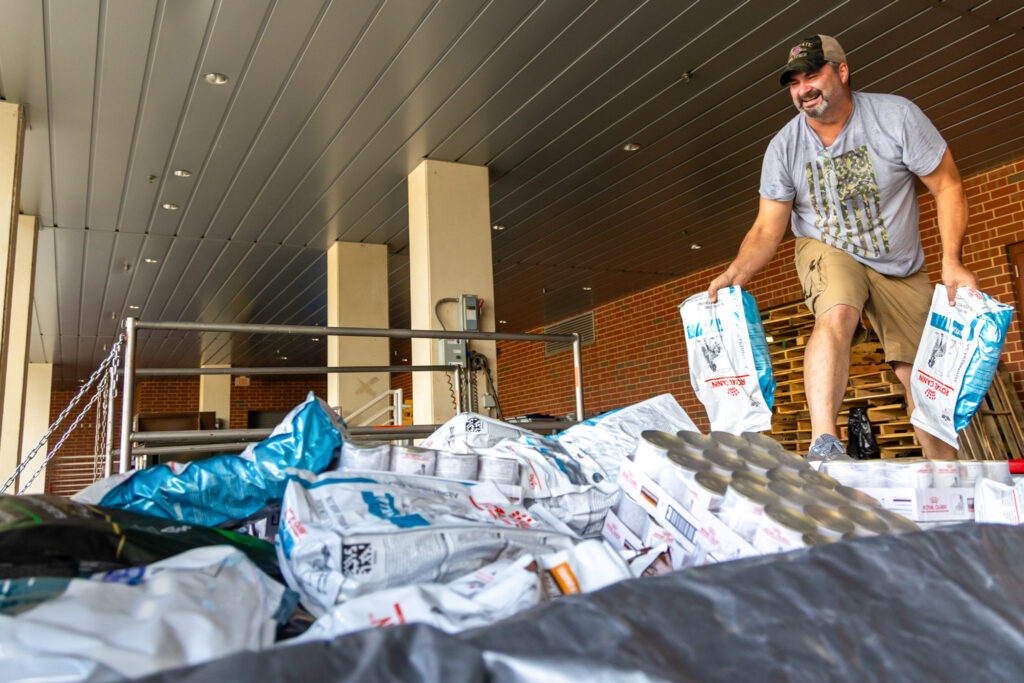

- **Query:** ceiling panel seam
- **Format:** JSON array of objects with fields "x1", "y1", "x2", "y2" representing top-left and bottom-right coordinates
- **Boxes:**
[
  {"x1": 200, "y1": 0, "x2": 378, "y2": 241},
  {"x1": 282, "y1": 1, "x2": 524, "y2": 247},
  {"x1": 41, "y1": 0, "x2": 59, "y2": 225},
  {"x1": 251, "y1": 0, "x2": 458, "y2": 246},
  {"x1": 136, "y1": 0, "x2": 220, "y2": 237},
  {"x1": 166, "y1": 0, "x2": 278, "y2": 240},
  {"x1": 112, "y1": 0, "x2": 163, "y2": 232},
  {"x1": 226, "y1": 0, "x2": 426, "y2": 243}
]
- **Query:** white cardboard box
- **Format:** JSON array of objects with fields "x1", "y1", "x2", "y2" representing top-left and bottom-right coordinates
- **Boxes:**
[
  {"x1": 618, "y1": 458, "x2": 759, "y2": 562},
  {"x1": 602, "y1": 510, "x2": 646, "y2": 552},
  {"x1": 859, "y1": 486, "x2": 974, "y2": 522}
]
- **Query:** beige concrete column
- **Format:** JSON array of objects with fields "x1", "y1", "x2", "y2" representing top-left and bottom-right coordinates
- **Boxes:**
[
  {"x1": 0, "y1": 102, "x2": 26, "y2": 430},
  {"x1": 407, "y1": 159, "x2": 496, "y2": 425},
  {"x1": 0, "y1": 214, "x2": 37, "y2": 489},
  {"x1": 20, "y1": 362, "x2": 52, "y2": 494},
  {"x1": 327, "y1": 242, "x2": 390, "y2": 424},
  {"x1": 200, "y1": 364, "x2": 231, "y2": 429}
]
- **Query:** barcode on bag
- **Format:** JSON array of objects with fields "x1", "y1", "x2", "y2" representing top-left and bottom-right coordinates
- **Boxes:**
[{"x1": 342, "y1": 543, "x2": 374, "y2": 575}]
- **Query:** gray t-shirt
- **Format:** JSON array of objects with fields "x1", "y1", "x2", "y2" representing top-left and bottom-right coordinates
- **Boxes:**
[{"x1": 760, "y1": 91, "x2": 947, "y2": 277}]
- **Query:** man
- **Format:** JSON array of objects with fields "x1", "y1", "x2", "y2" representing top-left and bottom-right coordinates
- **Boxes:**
[{"x1": 706, "y1": 35, "x2": 978, "y2": 461}]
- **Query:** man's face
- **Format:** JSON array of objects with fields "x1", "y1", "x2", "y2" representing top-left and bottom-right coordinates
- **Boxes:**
[{"x1": 788, "y1": 63, "x2": 845, "y2": 119}]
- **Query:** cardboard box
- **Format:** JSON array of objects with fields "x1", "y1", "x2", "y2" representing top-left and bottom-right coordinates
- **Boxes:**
[
  {"x1": 602, "y1": 510, "x2": 646, "y2": 552},
  {"x1": 859, "y1": 487, "x2": 974, "y2": 522},
  {"x1": 618, "y1": 458, "x2": 758, "y2": 562}
]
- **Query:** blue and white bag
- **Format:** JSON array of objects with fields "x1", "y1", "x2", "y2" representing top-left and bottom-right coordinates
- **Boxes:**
[
  {"x1": 910, "y1": 285, "x2": 1013, "y2": 448},
  {"x1": 679, "y1": 287, "x2": 775, "y2": 433}
]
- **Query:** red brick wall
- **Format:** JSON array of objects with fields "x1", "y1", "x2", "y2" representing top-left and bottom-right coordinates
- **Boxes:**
[
  {"x1": 498, "y1": 157, "x2": 1024, "y2": 429},
  {"x1": 229, "y1": 376, "x2": 327, "y2": 429}
]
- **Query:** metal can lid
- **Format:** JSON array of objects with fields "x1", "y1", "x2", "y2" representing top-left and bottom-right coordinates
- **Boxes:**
[
  {"x1": 732, "y1": 469, "x2": 770, "y2": 488},
  {"x1": 799, "y1": 468, "x2": 842, "y2": 488},
  {"x1": 741, "y1": 431, "x2": 785, "y2": 453},
  {"x1": 676, "y1": 430, "x2": 714, "y2": 450},
  {"x1": 837, "y1": 505, "x2": 890, "y2": 534},
  {"x1": 704, "y1": 447, "x2": 747, "y2": 472},
  {"x1": 710, "y1": 431, "x2": 749, "y2": 453},
  {"x1": 737, "y1": 447, "x2": 778, "y2": 471},
  {"x1": 396, "y1": 445, "x2": 433, "y2": 454},
  {"x1": 345, "y1": 440, "x2": 389, "y2": 450},
  {"x1": 771, "y1": 448, "x2": 812, "y2": 471},
  {"x1": 728, "y1": 478, "x2": 781, "y2": 507},
  {"x1": 640, "y1": 430, "x2": 687, "y2": 452},
  {"x1": 767, "y1": 481, "x2": 816, "y2": 508},
  {"x1": 766, "y1": 468, "x2": 806, "y2": 488},
  {"x1": 803, "y1": 503, "x2": 855, "y2": 534},
  {"x1": 694, "y1": 471, "x2": 730, "y2": 495},
  {"x1": 764, "y1": 504, "x2": 818, "y2": 534},
  {"x1": 835, "y1": 485, "x2": 882, "y2": 508},
  {"x1": 873, "y1": 507, "x2": 921, "y2": 533},
  {"x1": 803, "y1": 484, "x2": 847, "y2": 507},
  {"x1": 802, "y1": 531, "x2": 836, "y2": 546},
  {"x1": 665, "y1": 449, "x2": 711, "y2": 473}
]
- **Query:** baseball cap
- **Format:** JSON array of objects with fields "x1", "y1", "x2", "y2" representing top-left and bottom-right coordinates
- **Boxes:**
[{"x1": 778, "y1": 34, "x2": 847, "y2": 86}]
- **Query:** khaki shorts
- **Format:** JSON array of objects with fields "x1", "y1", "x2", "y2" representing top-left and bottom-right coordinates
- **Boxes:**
[{"x1": 793, "y1": 237, "x2": 932, "y2": 365}]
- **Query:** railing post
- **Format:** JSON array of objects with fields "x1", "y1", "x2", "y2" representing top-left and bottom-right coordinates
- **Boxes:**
[
  {"x1": 393, "y1": 388, "x2": 403, "y2": 426},
  {"x1": 119, "y1": 317, "x2": 137, "y2": 473},
  {"x1": 104, "y1": 364, "x2": 116, "y2": 477},
  {"x1": 572, "y1": 332, "x2": 584, "y2": 422}
]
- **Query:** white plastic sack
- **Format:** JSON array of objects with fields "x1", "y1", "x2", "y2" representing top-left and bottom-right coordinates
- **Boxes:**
[
  {"x1": 0, "y1": 546, "x2": 293, "y2": 681},
  {"x1": 276, "y1": 470, "x2": 578, "y2": 616},
  {"x1": 974, "y1": 477, "x2": 1024, "y2": 525},
  {"x1": 420, "y1": 412, "x2": 538, "y2": 454},
  {"x1": 679, "y1": 288, "x2": 775, "y2": 433},
  {"x1": 910, "y1": 285, "x2": 1013, "y2": 448},
  {"x1": 554, "y1": 393, "x2": 699, "y2": 479},
  {"x1": 290, "y1": 556, "x2": 540, "y2": 641}
]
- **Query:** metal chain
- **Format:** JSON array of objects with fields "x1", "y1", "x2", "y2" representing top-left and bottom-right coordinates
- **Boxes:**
[
  {"x1": 93, "y1": 371, "x2": 109, "y2": 476},
  {"x1": 19, "y1": 386, "x2": 106, "y2": 493},
  {"x1": 1, "y1": 333, "x2": 124, "y2": 494}
]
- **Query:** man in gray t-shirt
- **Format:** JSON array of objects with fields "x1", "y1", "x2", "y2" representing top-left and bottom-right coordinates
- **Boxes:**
[{"x1": 706, "y1": 35, "x2": 978, "y2": 462}]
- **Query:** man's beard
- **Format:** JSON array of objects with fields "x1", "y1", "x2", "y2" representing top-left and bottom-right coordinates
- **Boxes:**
[{"x1": 795, "y1": 89, "x2": 829, "y2": 119}]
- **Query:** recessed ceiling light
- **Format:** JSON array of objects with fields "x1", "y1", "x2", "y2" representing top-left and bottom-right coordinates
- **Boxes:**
[
  {"x1": 622, "y1": 143, "x2": 641, "y2": 152},
  {"x1": 203, "y1": 72, "x2": 229, "y2": 85},
  {"x1": 582, "y1": 286, "x2": 592, "y2": 291},
  {"x1": 278, "y1": 356, "x2": 288, "y2": 361},
  {"x1": 161, "y1": 202, "x2": 179, "y2": 211},
  {"x1": 128, "y1": 305, "x2": 140, "y2": 310},
  {"x1": 690, "y1": 243, "x2": 702, "y2": 250},
  {"x1": 401, "y1": 358, "x2": 408, "y2": 362},
  {"x1": 498, "y1": 320, "x2": 507, "y2": 324},
  {"x1": 491, "y1": 224, "x2": 506, "y2": 231},
  {"x1": 143, "y1": 258, "x2": 159, "y2": 264},
  {"x1": 311, "y1": 337, "x2": 320, "y2": 342},
  {"x1": 173, "y1": 169, "x2": 193, "y2": 178}
]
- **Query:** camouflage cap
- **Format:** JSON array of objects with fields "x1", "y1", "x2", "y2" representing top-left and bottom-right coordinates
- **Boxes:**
[{"x1": 779, "y1": 34, "x2": 847, "y2": 86}]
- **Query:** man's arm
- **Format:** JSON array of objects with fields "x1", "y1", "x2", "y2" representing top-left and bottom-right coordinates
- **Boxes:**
[
  {"x1": 706, "y1": 197, "x2": 792, "y2": 302},
  {"x1": 919, "y1": 147, "x2": 979, "y2": 306}
]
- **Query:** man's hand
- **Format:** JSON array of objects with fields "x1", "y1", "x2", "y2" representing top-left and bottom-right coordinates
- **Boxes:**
[
  {"x1": 706, "y1": 270, "x2": 738, "y2": 303},
  {"x1": 941, "y1": 258, "x2": 980, "y2": 306}
]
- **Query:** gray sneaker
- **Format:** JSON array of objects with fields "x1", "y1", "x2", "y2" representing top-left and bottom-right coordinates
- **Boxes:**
[{"x1": 806, "y1": 434, "x2": 852, "y2": 462}]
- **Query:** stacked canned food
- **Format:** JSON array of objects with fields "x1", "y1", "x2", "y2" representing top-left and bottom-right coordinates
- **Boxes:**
[
  {"x1": 627, "y1": 429, "x2": 920, "y2": 556},
  {"x1": 821, "y1": 457, "x2": 1013, "y2": 489},
  {"x1": 340, "y1": 440, "x2": 520, "y2": 486}
]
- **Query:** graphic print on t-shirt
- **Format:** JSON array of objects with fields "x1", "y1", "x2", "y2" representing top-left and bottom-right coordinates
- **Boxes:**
[{"x1": 805, "y1": 145, "x2": 890, "y2": 258}]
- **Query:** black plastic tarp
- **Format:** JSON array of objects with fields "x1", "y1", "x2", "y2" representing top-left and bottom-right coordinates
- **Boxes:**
[{"x1": 146, "y1": 522, "x2": 1024, "y2": 682}]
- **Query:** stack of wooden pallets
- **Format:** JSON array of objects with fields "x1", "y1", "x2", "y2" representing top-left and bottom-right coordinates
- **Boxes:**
[{"x1": 762, "y1": 300, "x2": 1024, "y2": 459}]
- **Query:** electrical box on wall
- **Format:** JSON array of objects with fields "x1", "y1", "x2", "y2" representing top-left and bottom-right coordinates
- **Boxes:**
[
  {"x1": 437, "y1": 338, "x2": 467, "y2": 366},
  {"x1": 458, "y1": 294, "x2": 482, "y2": 332}
]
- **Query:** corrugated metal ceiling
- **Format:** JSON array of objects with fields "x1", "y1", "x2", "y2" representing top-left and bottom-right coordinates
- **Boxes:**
[{"x1": 0, "y1": 0, "x2": 1022, "y2": 384}]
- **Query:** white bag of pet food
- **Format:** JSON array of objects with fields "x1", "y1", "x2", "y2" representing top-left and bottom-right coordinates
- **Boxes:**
[
  {"x1": 680, "y1": 287, "x2": 775, "y2": 433},
  {"x1": 292, "y1": 555, "x2": 540, "y2": 640},
  {"x1": 974, "y1": 477, "x2": 1024, "y2": 525},
  {"x1": 275, "y1": 469, "x2": 577, "y2": 615},
  {"x1": 420, "y1": 412, "x2": 538, "y2": 454},
  {"x1": 910, "y1": 285, "x2": 1013, "y2": 448}
]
